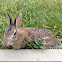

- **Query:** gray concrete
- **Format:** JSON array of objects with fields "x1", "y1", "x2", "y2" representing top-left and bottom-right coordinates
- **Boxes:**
[{"x1": 0, "y1": 49, "x2": 62, "y2": 61}]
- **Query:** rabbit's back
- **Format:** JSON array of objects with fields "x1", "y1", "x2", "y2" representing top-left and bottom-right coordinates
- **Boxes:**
[
  {"x1": 22, "y1": 27, "x2": 54, "y2": 39},
  {"x1": 19, "y1": 27, "x2": 54, "y2": 42},
  {"x1": 18, "y1": 27, "x2": 60, "y2": 48}
]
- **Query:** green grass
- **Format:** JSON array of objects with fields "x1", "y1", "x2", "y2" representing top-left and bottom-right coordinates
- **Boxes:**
[
  {"x1": 0, "y1": 0, "x2": 62, "y2": 49},
  {"x1": 24, "y1": 39, "x2": 46, "y2": 49}
]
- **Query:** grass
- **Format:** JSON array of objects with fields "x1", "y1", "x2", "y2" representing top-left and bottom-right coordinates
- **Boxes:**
[
  {"x1": 0, "y1": 0, "x2": 62, "y2": 49},
  {"x1": 24, "y1": 39, "x2": 46, "y2": 49}
]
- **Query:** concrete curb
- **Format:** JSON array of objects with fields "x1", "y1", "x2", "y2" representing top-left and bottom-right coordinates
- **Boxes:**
[{"x1": 0, "y1": 49, "x2": 62, "y2": 61}]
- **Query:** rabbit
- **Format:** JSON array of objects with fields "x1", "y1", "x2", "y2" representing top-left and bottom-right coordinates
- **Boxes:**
[{"x1": 2, "y1": 12, "x2": 62, "y2": 49}]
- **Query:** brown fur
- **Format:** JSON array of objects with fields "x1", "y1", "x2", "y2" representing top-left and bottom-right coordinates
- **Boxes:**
[
  {"x1": 2, "y1": 12, "x2": 61, "y2": 49},
  {"x1": 11, "y1": 27, "x2": 61, "y2": 49}
]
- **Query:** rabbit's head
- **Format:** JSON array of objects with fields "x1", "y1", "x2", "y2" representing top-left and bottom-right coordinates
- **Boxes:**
[{"x1": 2, "y1": 12, "x2": 22, "y2": 46}]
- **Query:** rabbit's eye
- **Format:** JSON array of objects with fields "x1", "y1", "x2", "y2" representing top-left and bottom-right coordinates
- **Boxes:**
[{"x1": 14, "y1": 32, "x2": 16, "y2": 35}]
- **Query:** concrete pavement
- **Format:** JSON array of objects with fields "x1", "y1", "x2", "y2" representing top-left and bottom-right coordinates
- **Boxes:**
[{"x1": 0, "y1": 49, "x2": 62, "y2": 61}]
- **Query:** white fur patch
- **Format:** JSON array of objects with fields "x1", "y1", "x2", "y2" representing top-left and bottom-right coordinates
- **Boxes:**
[
  {"x1": 41, "y1": 37, "x2": 49, "y2": 39},
  {"x1": 14, "y1": 29, "x2": 16, "y2": 33}
]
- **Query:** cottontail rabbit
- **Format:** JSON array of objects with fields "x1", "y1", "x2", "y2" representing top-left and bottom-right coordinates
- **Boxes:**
[{"x1": 2, "y1": 12, "x2": 61, "y2": 49}]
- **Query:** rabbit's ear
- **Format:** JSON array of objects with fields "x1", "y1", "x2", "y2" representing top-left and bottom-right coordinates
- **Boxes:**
[
  {"x1": 6, "y1": 12, "x2": 13, "y2": 26},
  {"x1": 14, "y1": 13, "x2": 22, "y2": 27}
]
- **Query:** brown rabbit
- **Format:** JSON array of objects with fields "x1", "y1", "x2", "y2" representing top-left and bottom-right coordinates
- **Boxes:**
[{"x1": 2, "y1": 12, "x2": 61, "y2": 49}]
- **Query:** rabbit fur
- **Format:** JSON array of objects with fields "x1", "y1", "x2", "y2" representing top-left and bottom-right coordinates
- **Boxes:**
[{"x1": 2, "y1": 12, "x2": 61, "y2": 49}]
